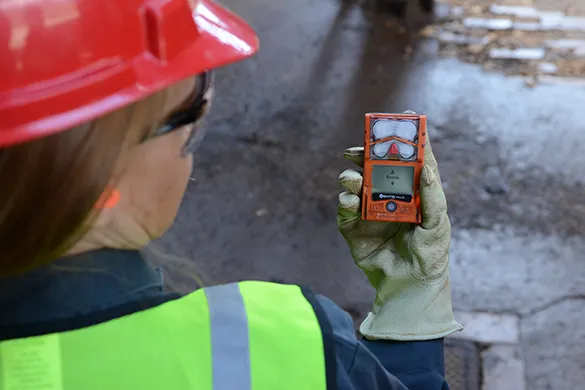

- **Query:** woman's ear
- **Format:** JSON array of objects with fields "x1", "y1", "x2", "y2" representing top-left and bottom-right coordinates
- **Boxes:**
[{"x1": 94, "y1": 187, "x2": 121, "y2": 209}]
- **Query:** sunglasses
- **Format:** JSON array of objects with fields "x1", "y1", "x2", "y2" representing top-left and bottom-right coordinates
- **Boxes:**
[{"x1": 152, "y1": 71, "x2": 214, "y2": 155}]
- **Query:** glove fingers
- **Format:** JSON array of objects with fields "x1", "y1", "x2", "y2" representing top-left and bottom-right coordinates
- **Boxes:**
[
  {"x1": 337, "y1": 192, "x2": 361, "y2": 231},
  {"x1": 338, "y1": 192, "x2": 361, "y2": 214},
  {"x1": 343, "y1": 147, "x2": 364, "y2": 168},
  {"x1": 339, "y1": 169, "x2": 363, "y2": 195}
]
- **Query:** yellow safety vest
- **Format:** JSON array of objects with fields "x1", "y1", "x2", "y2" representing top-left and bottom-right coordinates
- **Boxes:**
[{"x1": 0, "y1": 282, "x2": 334, "y2": 390}]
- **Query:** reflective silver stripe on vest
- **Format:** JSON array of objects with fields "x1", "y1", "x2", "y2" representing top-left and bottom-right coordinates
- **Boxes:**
[{"x1": 205, "y1": 284, "x2": 252, "y2": 390}]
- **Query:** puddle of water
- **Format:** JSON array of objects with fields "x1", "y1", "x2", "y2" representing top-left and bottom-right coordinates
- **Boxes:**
[{"x1": 395, "y1": 55, "x2": 585, "y2": 185}]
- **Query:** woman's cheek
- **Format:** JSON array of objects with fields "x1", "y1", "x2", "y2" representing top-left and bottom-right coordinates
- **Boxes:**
[{"x1": 155, "y1": 149, "x2": 193, "y2": 235}]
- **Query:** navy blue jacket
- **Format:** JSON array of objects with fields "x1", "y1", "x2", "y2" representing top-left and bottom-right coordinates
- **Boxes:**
[{"x1": 0, "y1": 249, "x2": 449, "y2": 389}]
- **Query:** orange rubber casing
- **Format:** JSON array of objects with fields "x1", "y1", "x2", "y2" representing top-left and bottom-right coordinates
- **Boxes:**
[{"x1": 362, "y1": 113, "x2": 427, "y2": 224}]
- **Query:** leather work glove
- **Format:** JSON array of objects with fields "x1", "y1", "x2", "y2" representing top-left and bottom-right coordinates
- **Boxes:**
[{"x1": 337, "y1": 136, "x2": 462, "y2": 341}]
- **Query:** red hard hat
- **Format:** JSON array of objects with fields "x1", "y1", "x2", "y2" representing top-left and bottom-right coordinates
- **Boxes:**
[{"x1": 0, "y1": 0, "x2": 259, "y2": 147}]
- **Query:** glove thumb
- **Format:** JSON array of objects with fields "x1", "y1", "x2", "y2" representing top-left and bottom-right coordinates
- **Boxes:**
[{"x1": 419, "y1": 162, "x2": 448, "y2": 230}]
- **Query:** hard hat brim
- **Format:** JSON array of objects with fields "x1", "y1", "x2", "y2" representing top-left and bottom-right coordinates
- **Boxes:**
[{"x1": 0, "y1": 0, "x2": 259, "y2": 147}]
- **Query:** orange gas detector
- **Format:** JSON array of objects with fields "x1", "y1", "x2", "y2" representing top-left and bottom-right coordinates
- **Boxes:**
[{"x1": 362, "y1": 112, "x2": 427, "y2": 223}]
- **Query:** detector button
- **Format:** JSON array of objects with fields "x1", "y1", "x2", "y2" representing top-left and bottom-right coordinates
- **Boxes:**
[{"x1": 386, "y1": 201, "x2": 398, "y2": 212}]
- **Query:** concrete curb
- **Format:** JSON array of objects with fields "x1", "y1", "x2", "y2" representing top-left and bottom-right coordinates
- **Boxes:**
[
  {"x1": 453, "y1": 311, "x2": 519, "y2": 344},
  {"x1": 451, "y1": 311, "x2": 526, "y2": 390}
]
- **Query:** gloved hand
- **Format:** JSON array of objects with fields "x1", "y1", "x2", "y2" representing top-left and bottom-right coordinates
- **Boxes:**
[{"x1": 337, "y1": 137, "x2": 462, "y2": 341}]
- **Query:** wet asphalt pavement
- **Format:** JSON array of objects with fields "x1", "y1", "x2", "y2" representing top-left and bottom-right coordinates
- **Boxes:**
[{"x1": 159, "y1": 0, "x2": 585, "y2": 388}]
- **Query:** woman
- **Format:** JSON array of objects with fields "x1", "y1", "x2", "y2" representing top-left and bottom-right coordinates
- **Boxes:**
[{"x1": 0, "y1": 0, "x2": 461, "y2": 389}]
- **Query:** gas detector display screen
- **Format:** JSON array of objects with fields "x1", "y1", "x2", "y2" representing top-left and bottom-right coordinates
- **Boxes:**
[{"x1": 372, "y1": 165, "x2": 414, "y2": 195}]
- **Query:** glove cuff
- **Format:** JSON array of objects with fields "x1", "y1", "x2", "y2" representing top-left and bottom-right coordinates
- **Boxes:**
[
  {"x1": 360, "y1": 313, "x2": 463, "y2": 341},
  {"x1": 359, "y1": 275, "x2": 463, "y2": 341}
]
